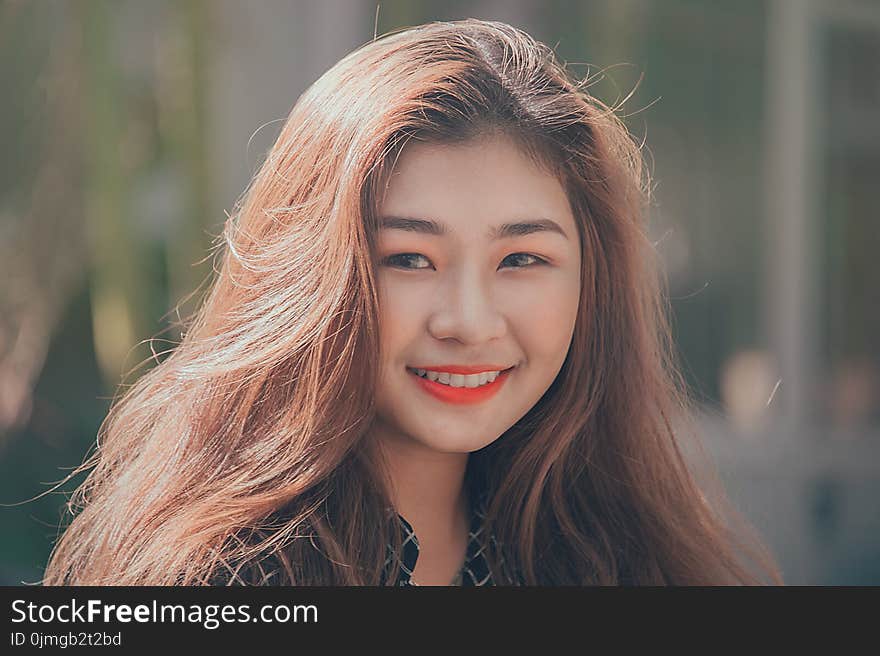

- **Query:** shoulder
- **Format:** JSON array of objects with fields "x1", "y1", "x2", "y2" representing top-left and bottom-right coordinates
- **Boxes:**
[
  {"x1": 210, "y1": 552, "x2": 286, "y2": 586},
  {"x1": 209, "y1": 527, "x2": 289, "y2": 586}
]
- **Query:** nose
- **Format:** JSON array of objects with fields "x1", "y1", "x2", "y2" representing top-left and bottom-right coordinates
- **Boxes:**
[{"x1": 426, "y1": 267, "x2": 507, "y2": 345}]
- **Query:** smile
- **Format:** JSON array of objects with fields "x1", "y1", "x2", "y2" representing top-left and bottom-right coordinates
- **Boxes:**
[{"x1": 405, "y1": 365, "x2": 515, "y2": 405}]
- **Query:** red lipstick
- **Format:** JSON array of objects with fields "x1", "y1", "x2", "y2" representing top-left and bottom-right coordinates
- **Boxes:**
[{"x1": 406, "y1": 365, "x2": 514, "y2": 405}]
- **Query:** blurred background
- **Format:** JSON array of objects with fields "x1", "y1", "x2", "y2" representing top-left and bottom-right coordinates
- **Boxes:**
[{"x1": 1, "y1": 0, "x2": 878, "y2": 585}]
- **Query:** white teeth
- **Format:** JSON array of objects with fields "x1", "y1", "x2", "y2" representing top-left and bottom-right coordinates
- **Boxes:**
[{"x1": 410, "y1": 368, "x2": 503, "y2": 388}]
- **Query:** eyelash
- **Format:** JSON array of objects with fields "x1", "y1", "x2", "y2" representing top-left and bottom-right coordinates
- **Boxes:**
[{"x1": 382, "y1": 252, "x2": 548, "y2": 271}]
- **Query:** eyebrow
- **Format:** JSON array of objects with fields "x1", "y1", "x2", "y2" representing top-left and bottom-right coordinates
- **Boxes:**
[{"x1": 379, "y1": 216, "x2": 569, "y2": 241}]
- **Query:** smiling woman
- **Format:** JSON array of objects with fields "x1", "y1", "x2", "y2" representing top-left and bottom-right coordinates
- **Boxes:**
[
  {"x1": 370, "y1": 136, "x2": 584, "y2": 584},
  {"x1": 42, "y1": 19, "x2": 782, "y2": 586}
]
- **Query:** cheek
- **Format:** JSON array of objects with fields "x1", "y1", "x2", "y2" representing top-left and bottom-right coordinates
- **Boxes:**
[
  {"x1": 502, "y1": 275, "x2": 580, "y2": 358},
  {"x1": 377, "y1": 279, "x2": 424, "y2": 357}
]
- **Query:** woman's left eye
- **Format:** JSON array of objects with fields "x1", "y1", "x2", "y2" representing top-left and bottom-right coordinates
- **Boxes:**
[{"x1": 500, "y1": 253, "x2": 546, "y2": 269}]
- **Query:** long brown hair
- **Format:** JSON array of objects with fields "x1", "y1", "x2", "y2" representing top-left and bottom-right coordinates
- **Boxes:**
[{"x1": 43, "y1": 19, "x2": 783, "y2": 585}]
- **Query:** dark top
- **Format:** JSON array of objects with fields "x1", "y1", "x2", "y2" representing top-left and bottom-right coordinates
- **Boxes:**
[{"x1": 212, "y1": 493, "x2": 507, "y2": 586}]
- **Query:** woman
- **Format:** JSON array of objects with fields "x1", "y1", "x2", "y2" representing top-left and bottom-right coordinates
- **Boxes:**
[{"x1": 42, "y1": 19, "x2": 783, "y2": 585}]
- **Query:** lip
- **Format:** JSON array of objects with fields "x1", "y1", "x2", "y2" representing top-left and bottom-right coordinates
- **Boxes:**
[{"x1": 406, "y1": 365, "x2": 515, "y2": 405}]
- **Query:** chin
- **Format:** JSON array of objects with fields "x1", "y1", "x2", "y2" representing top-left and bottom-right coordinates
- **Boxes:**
[{"x1": 412, "y1": 431, "x2": 499, "y2": 454}]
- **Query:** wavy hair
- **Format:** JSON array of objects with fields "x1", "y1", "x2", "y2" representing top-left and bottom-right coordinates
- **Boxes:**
[{"x1": 42, "y1": 19, "x2": 783, "y2": 585}]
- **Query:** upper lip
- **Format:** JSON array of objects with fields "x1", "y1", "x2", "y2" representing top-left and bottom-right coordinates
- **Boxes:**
[{"x1": 407, "y1": 364, "x2": 515, "y2": 375}]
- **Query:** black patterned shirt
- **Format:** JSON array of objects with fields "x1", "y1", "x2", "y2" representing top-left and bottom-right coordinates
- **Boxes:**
[{"x1": 211, "y1": 495, "x2": 506, "y2": 586}]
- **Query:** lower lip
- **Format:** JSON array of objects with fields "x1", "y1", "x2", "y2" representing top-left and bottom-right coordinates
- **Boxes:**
[{"x1": 406, "y1": 367, "x2": 514, "y2": 405}]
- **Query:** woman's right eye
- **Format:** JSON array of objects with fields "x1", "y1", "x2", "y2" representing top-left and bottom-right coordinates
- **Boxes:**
[{"x1": 382, "y1": 253, "x2": 433, "y2": 270}]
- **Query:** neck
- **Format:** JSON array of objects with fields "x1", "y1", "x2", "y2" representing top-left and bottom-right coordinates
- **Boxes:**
[
  {"x1": 371, "y1": 422, "x2": 471, "y2": 583},
  {"x1": 378, "y1": 433, "x2": 470, "y2": 535}
]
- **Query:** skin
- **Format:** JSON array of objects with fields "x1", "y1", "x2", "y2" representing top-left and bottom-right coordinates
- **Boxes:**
[{"x1": 370, "y1": 132, "x2": 581, "y2": 584}]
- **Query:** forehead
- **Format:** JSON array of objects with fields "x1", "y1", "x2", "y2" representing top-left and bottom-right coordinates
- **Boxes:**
[{"x1": 377, "y1": 134, "x2": 575, "y2": 240}]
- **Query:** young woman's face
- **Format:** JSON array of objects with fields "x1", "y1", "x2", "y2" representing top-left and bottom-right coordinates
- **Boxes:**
[{"x1": 372, "y1": 133, "x2": 581, "y2": 454}]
